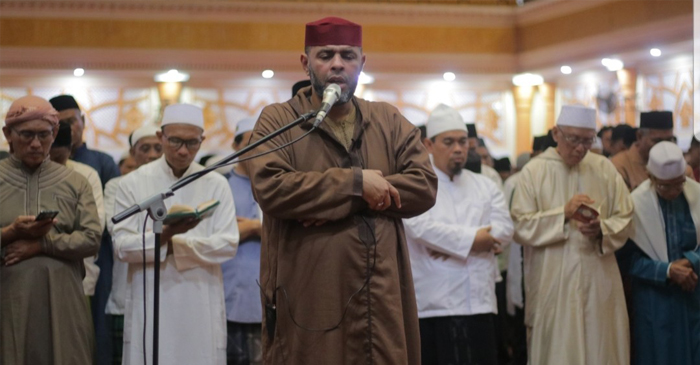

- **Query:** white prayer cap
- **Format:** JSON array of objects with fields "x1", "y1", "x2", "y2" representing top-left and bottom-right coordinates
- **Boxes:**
[
  {"x1": 647, "y1": 141, "x2": 686, "y2": 180},
  {"x1": 235, "y1": 117, "x2": 257, "y2": 138},
  {"x1": 130, "y1": 124, "x2": 160, "y2": 147},
  {"x1": 426, "y1": 104, "x2": 467, "y2": 139},
  {"x1": 161, "y1": 103, "x2": 204, "y2": 130},
  {"x1": 556, "y1": 105, "x2": 597, "y2": 130}
]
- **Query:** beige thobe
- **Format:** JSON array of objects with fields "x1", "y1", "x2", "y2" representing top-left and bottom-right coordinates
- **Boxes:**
[
  {"x1": 511, "y1": 147, "x2": 633, "y2": 365},
  {"x1": 0, "y1": 156, "x2": 101, "y2": 365}
]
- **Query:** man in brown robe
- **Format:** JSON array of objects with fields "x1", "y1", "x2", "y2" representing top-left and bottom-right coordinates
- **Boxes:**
[
  {"x1": 246, "y1": 17, "x2": 437, "y2": 364},
  {"x1": 0, "y1": 95, "x2": 102, "y2": 364},
  {"x1": 611, "y1": 111, "x2": 693, "y2": 191}
]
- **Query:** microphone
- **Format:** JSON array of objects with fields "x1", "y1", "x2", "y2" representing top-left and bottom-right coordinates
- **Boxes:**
[{"x1": 313, "y1": 83, "x2": 341, "y2": 127}]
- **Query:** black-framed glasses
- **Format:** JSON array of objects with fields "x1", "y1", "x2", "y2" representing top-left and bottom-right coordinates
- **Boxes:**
[
  {"x1": 12, "y1": 128, "x2": 54, "y2": 142},
  {"x1": 559, "y1": 130, "x2": 596, "y2": 147},
  {"x1": 163, "y1": 134, "x2": 201, "y2": 150}
]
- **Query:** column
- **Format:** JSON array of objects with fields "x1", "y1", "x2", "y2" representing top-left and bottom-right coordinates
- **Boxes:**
[
  {"x1": 513, "y1": 85, "x2": 536, "y2": 155},
  {"x1": 617, "y1": 68, "x2": 637, "y2": 125}
]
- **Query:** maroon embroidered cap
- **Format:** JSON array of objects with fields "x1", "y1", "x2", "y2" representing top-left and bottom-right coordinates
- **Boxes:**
[{"x1": 305, "y1": 17, "x2": 362, "y2": 47}]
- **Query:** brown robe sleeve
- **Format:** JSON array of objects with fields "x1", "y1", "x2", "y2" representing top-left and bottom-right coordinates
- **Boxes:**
[
  {"x1": 380, "y1": 107, "x2": 437, "y2": 219},
  {"x1": 247, "y1": 104, "x2": 365, "y2": 221}
]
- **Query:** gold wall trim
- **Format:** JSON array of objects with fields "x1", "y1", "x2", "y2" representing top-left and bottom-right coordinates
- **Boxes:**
[
  {"x1": 0, "y1": 18, "x2": 516, "y2": 54},
  {"x1": 517, "y1": 0, "x2": 692, "y2": 52}
]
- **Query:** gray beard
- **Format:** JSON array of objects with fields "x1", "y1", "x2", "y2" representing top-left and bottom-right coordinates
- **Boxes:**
[{"x1": 309, "y1": 68, "x2": 356, "y2": 104}]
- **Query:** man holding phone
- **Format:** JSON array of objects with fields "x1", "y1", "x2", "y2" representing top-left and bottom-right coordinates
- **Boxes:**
[{"x1": 0, "y1": 95, "x2": 102, "y2": 364}]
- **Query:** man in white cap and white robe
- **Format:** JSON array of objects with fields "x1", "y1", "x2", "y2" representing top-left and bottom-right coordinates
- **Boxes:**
[
  {"x1": 221, "y1": 117, "x2": 264, "y2": 365},
  {"x1": 511, "y1": 104, "x2": 634, "y2": 365},
  {"x1": 404, "y1": 104, "x2": 513, "y2": 365},
  {"x1": 104, "y1": 123, "x2": 162, "y2": 363},
  {"x1": 622, "y1": 141, "x2": 700, "y2": 365},
  {"x1": 113, "y1": 104, "x2": 239, "y2": 365}
]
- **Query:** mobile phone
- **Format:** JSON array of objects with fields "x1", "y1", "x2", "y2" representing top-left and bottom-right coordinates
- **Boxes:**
[{"x1": 35, "y1": 210, "x2": 59, "y2": 221}]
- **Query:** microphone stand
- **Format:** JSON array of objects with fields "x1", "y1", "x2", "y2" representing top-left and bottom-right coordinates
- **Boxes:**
[{"x1": 111, "y1": 110, "x2": 317, "y2": 365}]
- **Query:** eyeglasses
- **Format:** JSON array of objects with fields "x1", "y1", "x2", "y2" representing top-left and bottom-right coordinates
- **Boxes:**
[
  {"x1": 12, "y1": 128, "x2": 54, "y2": 142},
  {"x1": 559, "y1": 130, "x2": 596, "y2": 147},
  {"x1": 655, "y1": 179, "x2": 685, "y2": 191},
  {"x1": 163, "y1": 135, "x2": 202, "y2": 151}
]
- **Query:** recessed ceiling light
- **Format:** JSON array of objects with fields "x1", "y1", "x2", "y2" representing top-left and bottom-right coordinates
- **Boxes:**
[
  {"x1": 650, "y1": 48, "x2": 661, "y2": 57},
  {"x1": 73, "y1": 68, "x2": 85, "y2": 77},
  {"x1": 154, "y1": 69, "x2": 190, "y2": 82},
  {"x1": 443, "y1": 72, "x2": 456, "y2": 82},
  {"x1": 601, "y1": 58, "x2": 624, "y2": 71},
  {"x1": 560, "y1": 66, "x2": 572, "y2": 75},
  {"x1": 359, "y1": 71, "x2": 374, "y2": 85},
  {"x1": 512, "y1": 73, "x2": 544, "y2": 87},
  {"x1": 262, "y1": 70, "x2": 274, "y2": 79}
]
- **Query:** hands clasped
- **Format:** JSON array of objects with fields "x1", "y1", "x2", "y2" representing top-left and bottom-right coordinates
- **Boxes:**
[
  {"x1": 2, "y1": 215, "x2": 55, "y2": 266},
  {"x1": 669, "y1": 258, "x2": 698, "y2": 292}
]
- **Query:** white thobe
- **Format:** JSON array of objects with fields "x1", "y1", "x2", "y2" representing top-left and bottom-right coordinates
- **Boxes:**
[
  {"x1": 113, "y1": 157, "x2": 238, "y2": 365},
  {"x1": 503, "y1": 172, "x2": 524, "y2": 315},
  {"x1": 68, "y1": 159, "x2": 104, "y2": 296},
  {"x1": 405, "y1": 165, "x2": 513, "y2": 318},
  {"x1": 511, "y1": 147, "x2": 633, "y2": 365},
  {"x1": 104, "y1": 174, "x2": 128, "y2": 315}
]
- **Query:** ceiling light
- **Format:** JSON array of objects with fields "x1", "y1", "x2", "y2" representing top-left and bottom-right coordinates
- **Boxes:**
[
  {"x1": 73, "y1": 68, "x2": 85, "y2": 77},
  {"x1": 650, "y1": 48, "x2": 661, "y2": 57},
  {"x1": 262, "y1": 70, "x2": 274, "y2": 79},
  {"x1": 512, "y1": 73, "x2": 544, "y2": 87},
  {"x1": 359, "y1": 71, "x2": 374, "y2": 85},
  {"x1": 560, "y1": 66, "x2": 572, "y2": 75},
  {"x1": 443, "y1": 72, "x2": 456, "y2": 82},
  {"x1": 601, "y1": 58, "x2": 624, "y2": 71},
  {"x1": 154, "y1": 69, "x2": 190, "y2": 83}
]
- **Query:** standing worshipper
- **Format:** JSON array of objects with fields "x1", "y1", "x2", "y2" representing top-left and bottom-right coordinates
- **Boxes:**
[
  {"x1": 113, "y1": 103, "x2": 238, "y2": 365},
  {"x1": 0, "y1": 95, "x2": 101, "y2": 364},
  {"x1": 685, "y1": 133, "x2": 700, "y2": 182},
  {"x1": 623, "y1": 142, "x2": 700, "y2": 365},
  {"x1": 222, "y1": 117, "x2": 264, "y2": 365},
  {"x1": 49, "y1": 121, "x2": 105, "y2": 297},
  {"x1": 598, "y1": 125, "x2": 613, "y2": 157},
  {"x1": 511, "y1": 105, "x2": 634, "y2": 365},
  {"x1": 404, "y1": 104, "x2": 513, "y2": 365},
  {"x1": 611, "y1": 111, "x2": 693, "y2": 190},
  {"x1": 104, "y1": 124, "x2": 162, "y2": 365},
  {"x1": 49, "y1": 93, "x2": 121, "y2": 364},
  {"x1": 246, "y1": 17, "x2": 437, "y2": 364}
]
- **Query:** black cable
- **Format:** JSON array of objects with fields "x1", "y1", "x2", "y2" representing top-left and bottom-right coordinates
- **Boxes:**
[
  {"x1": 270, "y1": 215, "x2": 378, "y2": 333},
  {"x1": 180, "y1": 127, "x2": 317, "y2": 185},
  {"x1": 141, "y1": 215, "x2": 148, "y2": 365}
]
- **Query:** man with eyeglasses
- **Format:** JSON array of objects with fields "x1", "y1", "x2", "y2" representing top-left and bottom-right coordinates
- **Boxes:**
[
  {"x1": 1, "y1": 95, "x2": 101, "y2": 364},
  {"x1": 405, "y1": 104, "x2": 513, "y2": 365},
  {"x1": 621, "y1": 142, "x2": 700, "y2": 365},
  {"x1": 611, "y1": 111, "x2": 693, "y2": 191},
  {"x1": 511, "y1": 105, "x2": 634, "y2": 365},
  {"x1": 103, "y1": 123, "x2": 162, "y2": 364},
  {"x1": 113, "y1": 103, "x2": 239, "y2": 364}
]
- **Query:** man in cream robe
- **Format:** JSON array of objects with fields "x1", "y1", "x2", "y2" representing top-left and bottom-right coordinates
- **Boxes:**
[
  {"x1": 623, "y1": 142, "x2": 700, "y2": 365},
  {"x1": 113, "y1": 104, "x2": 238, "y2": 365},
  {"x1": 511, "y1": 105, "x2": 633, "y2": 365}
]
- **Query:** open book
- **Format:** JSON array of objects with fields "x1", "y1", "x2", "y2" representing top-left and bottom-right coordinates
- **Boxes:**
[
  {"x1": 572, "y1": 203, "x2": 599, "y2": 223},
  {"x1": 163, "y1": 199, "x2": 220, "y2": 225}
]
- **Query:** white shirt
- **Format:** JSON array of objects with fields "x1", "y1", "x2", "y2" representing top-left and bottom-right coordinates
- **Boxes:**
[
  {"x1": 113, "y1": 156, "x2": 239, "y2": 365},
  {"x1": 503, "y1": 172, "x2": 524, "y2": 314},
  {"x1": 104, "y1": 174, "x2": 127, "y2": 315},
  {"x1": 405, "y1": 164, "x2": 513, "y2": 318},
  {"x1": 67, "y1": 159, "x2": 103, "y2": 296}
]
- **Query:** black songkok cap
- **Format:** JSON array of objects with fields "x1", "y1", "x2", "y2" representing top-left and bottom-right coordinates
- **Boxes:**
[
  {"x1": 611, "y1": 124, "x2": 633, "y2": 141},
  {"x1": 466, "y1": 124, "x2": 478, "y2": 138},
  {"x1": 49, "y1": 95, "x2": 81, "y2": 112},
  {"x1": 640, "y1": 111, "x2": 673, "y2": 130},
  {"x1": 418, "y1": 125, "x2": 427, "y2": 140},
  {"x1": 532, "y1": 136, "x2": 547, "y2": 151},
  {"x1": 494, "y1": 157, "x2": 512, "y2": 172},
  {"x1": 51, "y1": 121, "x2": 72, "y2": 148},
  {"x1": 292, "y1": 80, "x2": 311, "y2": 98}
]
